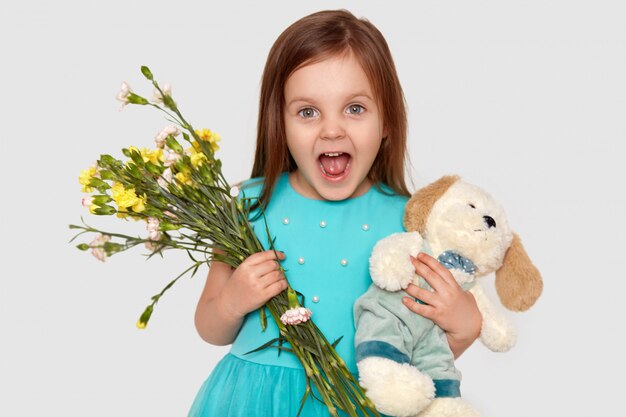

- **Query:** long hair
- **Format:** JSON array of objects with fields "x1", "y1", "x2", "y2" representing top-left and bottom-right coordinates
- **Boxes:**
[{"x1": 251, "y1": 9, "x2": 410, "y2": 206}]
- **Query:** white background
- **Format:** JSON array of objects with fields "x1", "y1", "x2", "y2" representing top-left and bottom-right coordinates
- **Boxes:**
[{"x1": 1, "y1": 1, "x2": 625, "y2": 416}]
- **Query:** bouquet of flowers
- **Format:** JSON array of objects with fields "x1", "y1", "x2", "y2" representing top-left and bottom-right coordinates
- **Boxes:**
[{"x1": 70, "y1": 67, "x2": 379, "y2": 417}]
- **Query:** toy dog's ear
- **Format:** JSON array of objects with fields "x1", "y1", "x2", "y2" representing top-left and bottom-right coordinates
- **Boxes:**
[
  {"x1": 403, "y1": 175, "x2": 460, "y2": 233},
  {"x1": 495, "y1": 233, "x2": 543, "y2": 312}
]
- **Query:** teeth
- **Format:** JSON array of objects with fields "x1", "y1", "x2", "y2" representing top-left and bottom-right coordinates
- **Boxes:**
[{"x1": 323, "y1": 152, "x2": 343, "y2": 157}]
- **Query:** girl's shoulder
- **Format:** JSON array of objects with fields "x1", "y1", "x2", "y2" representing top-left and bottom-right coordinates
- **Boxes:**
[{"x1": 238, "y1": 176, "x2": 265, "y2": 199}]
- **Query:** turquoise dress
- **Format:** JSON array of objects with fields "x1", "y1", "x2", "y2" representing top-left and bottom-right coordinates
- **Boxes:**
[{"x1": 188, "y1": 172, "x2": 408, "y2": 417}]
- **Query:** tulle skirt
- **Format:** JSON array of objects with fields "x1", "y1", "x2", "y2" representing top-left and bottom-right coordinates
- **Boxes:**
[{"x1": 187, "y1": 353, "x2": 369, "y2": 417}]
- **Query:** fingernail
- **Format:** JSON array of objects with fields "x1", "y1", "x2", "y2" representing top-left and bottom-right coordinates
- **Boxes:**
[{"x1": 409, "y1": 255, "x2": 416, "y2": 262}]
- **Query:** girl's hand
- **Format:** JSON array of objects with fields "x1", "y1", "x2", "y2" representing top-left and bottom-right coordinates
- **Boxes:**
[
  {"x1": 218, "y1": 250, "x2": 288, "y2": 319},
  {"x1": 402, "y1": 252, "x2": 482, "y2": 358}
]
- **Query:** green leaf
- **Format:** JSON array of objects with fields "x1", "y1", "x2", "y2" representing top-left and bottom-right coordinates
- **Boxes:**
[
  {"x1": 244, "y1": 337, "x2": 282, "y2": 355},
  {"x1": 331, "y1": 336, "x2": 344, "y2": 349},
  {"x1": 260, "y1": 307, "x2": 267, "y2": 331},
  {"x1": 140, "y1": 66, "x2": 154, "y2": 81},
  {"x1": 76, "y1": 243, "x2": 90, "y2": 251}
]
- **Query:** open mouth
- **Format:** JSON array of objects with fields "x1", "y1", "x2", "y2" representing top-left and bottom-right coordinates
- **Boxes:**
[{"x1": 318, "y1": 152, "x2": 352, "y2": 180}]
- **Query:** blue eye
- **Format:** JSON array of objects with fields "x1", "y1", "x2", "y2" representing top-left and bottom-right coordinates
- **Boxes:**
[
  {"x1": 298, "y1": 108, "x2": 318, "y2": 118},
  {"x1": 347, "y1": 104, "x2": 365, "y2": 115}
]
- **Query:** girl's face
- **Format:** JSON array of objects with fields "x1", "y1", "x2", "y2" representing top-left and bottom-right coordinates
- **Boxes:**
[{"x1": 283, "y1": 52, "x2": 385, "y2": 201}]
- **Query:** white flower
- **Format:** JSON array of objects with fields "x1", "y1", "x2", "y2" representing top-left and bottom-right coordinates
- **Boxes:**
[
  {"x1": 164, "y1": 151, "x2": 182, "y2": 167},
  {"x1": 81, "y1": 196, "x2": 94, "y2": 208},
  {"x1": 146, "y1": 217, "x2": 161, "y2": 241},
  {"x1": 116, "y1": 81, "x2": 132, "y2": 110},
  {"x1": 229, "y1": 186, "x2": 240, "y2": 198},
  {"x1": 157, "y1": 167, "x2": 173, "y2": 188},
  {"x1": 88, "y1": 234, "x2": 111, "y2": 262},
  {"x1": 280, "y1": 307, "x2": 313, "y2": 326},
  {"x1": 152, "y1": 83, "x2": 172, "y2": 104},
  {"x1": 154, "y1": 125, "x2": 180, "y2": 149}
]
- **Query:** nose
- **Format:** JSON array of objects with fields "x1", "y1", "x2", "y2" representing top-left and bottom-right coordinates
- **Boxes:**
[
  {"x1": 483, "y1": 215, "x2": 496, "y2": 228},
  {"x1": 320, "y1": 115, "x2": 346, "y2": 140}
]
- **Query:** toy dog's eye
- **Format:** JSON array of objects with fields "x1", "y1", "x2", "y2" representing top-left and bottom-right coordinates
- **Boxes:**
[{"x1": 468, "y1": 203, "x2": 476, "y2": 209}]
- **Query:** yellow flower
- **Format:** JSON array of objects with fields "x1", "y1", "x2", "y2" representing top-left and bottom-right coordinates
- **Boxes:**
[
  {"x1": 111, "y1": 182, "x2": 146, "y2": 213},
  {"x1": 140, "y1": 148, "x2": 164, "y2": 165},
  {"x1": 78, "y1": 165, "x2": 98, "y2": 192},
  {"x1": 128, "y1": 146, "x2": 164, "y2": 165},
  {"x1": 188, "y1": 147, "x2": 208, "y2": 167},
  {"x1": 194, "y1": 128, "x2": 220, "y2": 153},
  {"x1": 175, "y1": 171, "x2": 192, "y2": 186},
  {"x1": 136, "y1": 319, "x2": 147, "y2": 329},
  {"x1": 132, "y1": 193, "x2": 147, "y2": 213}
]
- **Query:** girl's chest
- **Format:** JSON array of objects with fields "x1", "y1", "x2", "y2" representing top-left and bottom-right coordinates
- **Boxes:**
[{"x1": 251, "y1": 199, "x2": 403, "y2": 305}]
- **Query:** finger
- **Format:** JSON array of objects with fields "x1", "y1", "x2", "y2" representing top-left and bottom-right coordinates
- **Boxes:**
[
  {"x1": 410, "y1": 255, "x2": 448, "y2": 292},
  {"x1": 245, "y1": 250, "x2": 286, "y2": 266},
  {"x1": 258, "y1": 270, "x2": 284, "y2": 288},
  {"x1": 416, "y1": 252, "x2": 456, "y2": 286},
  {"x1": 402, "y1": 296, "x2": 437, "y2": 320},
  {"x1": 251, "y1": 259, "x2": 282, "y2": 278},
  {"x1": 264, "y1": 276, "x2": 289, "y2": 298},
  {"x1": 404, "y1": 284, "x2": 438, "y2": 306}
]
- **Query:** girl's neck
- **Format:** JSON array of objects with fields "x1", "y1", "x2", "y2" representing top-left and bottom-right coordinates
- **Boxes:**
[{"x1": 287, "y1": 171, "x2": 373, "y2": 201}]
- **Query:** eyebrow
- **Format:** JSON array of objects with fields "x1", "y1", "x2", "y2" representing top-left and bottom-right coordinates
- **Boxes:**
[{"x1": 286, "y1": 92, "x2": 374, "y2": 107}]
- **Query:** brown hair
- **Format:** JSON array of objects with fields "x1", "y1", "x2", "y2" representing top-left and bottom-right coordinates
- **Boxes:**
[{"x1": 250, "y1": 9, "x2": 410, "y2": 206}]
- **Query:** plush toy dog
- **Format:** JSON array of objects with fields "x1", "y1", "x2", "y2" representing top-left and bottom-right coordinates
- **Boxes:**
[{"x1": 354, "y1": 175, "x2": 543, "y2": 417}]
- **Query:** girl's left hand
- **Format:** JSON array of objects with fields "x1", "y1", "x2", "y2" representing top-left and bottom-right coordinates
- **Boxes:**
[{"x1": 402, "y1": 252, "x2": 482, "y2": 358}]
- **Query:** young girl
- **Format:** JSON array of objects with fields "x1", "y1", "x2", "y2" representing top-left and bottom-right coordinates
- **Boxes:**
[{"x1": 189, "y1": 9, "x2": 482, "y2": 417}]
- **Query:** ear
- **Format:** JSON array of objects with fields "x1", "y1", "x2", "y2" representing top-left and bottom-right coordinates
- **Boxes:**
[
  {"x1": 403, "y1": 175, "x2": 460, "y2": 233},
  {"x1": 495, "y1": 233, "x2": 543, "y2": 312}
]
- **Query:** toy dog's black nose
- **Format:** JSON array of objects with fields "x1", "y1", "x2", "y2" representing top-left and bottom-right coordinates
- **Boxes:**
[{"x1": 483, "y1": 215, "x2": 496, "y2": 228}]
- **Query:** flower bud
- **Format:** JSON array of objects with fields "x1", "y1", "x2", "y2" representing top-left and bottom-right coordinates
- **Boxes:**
[
  {"x1": 76, "y1": 243, "x2": 90, "y2": 251},
  {"x1": 93, "y1": 205, "x2": 117, "y2": 215},
  {"x1": 140, "y1": 65, "x2": 154, "y2": 81},
  {"x1": 126, "y1": 92, "x2": 149, "y2": 105},
  {"x1": 137, "y1": 305, "x2": 153, "y2": 329},
  {"x1": 165, "y1": 136, "x2": 183, "y2": 154}
]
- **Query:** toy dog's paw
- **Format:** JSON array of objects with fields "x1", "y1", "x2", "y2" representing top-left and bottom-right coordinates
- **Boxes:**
[
  {"x1": 357, "y1": 356, "x2": 434, "y2": 417},
  {"x1": 369, "y1": 232, "x2": 424, "y2": 291},
  {"x1": 479, "y1": 315, "x2": 517, "y2": 352},
  {"x1": 415, "y1": 397, "x2": 481, "y2": 417}
]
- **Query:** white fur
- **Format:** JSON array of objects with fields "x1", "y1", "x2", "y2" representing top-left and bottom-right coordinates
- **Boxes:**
[
  {"x1": 416, "y1": 397, "x2": 481, "y2": 417},
  {"x1": 425, "y1": 181, "x2": 513, "y2": 276},
  {"x1": 470, "y1": 283, "x2": 517, "y2": 352},
  {"x1": 357, "y1": 356, "x2": 435, "y2": 417},
  {"x1": 369, "y1": 232, "x2": 424, "y2": 291}
]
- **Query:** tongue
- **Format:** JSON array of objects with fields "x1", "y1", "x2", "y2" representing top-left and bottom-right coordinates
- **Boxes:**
[{"x1": 320, "y1": 154, "x2": 350, "y2": 176}]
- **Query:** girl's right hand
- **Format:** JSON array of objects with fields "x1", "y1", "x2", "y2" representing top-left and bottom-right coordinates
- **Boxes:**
[{"x1": 218, "y1": 250, "x2": 288, "y2": 319}]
